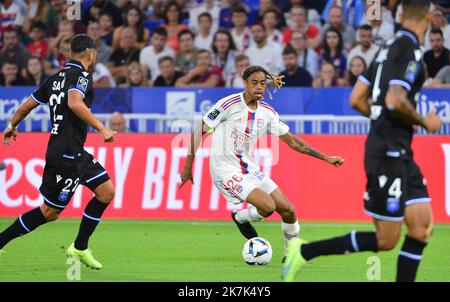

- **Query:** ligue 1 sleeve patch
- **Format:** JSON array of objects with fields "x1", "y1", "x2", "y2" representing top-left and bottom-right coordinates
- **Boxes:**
[
  {"x1": 404, "y1": 61, "x2": 420, "y2": 83},
  {"x1": 76, "y1": 76, "x2": 89, "y2": 92},
  {"x1": 207, "y1": 109, "x2": 220, "y2": 120}
]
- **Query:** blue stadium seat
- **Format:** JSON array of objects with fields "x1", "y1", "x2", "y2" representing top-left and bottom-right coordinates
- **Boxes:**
[{"x1": 144, "y1": 19, "x2": 165, "y2": 32}]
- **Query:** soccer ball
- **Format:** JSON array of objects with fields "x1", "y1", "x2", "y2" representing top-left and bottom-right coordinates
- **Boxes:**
[{"x1": 242, "y1": 237, "x2": 272, "y2": 265}]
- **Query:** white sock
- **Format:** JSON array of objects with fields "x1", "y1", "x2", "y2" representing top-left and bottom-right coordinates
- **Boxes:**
[
  {"x1": 235, "y1": 206, "x2": 265, "y2": 223},
  {"x1": 282, "y1": 220, "x2": 300, "y2": 256}
]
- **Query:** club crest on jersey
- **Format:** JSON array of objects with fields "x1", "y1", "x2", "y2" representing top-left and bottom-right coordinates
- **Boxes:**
[
  {"x1": 257, "y1": 118, "x2": 265, "y2": 128},
  {"x1": 76, "y1": 77, "x2": 89, "y2": 92},
  {"x1": 404, "y1": 61, "x2": 420, "y2": 83},
  {"x1": 386, "y1": 197, "x2": 400, "y2": 213},
  {"x1": 208, "y1": 109, "x2": 220, "y2": 120},
  {"x1": 58, "y1": 191, "x2": 69, "y2": 202}
]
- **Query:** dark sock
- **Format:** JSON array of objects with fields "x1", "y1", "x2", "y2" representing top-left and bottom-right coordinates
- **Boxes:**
[
  {"x1": 301, "y1": 231, "x2": 378, "y2": 261},
  {"x1": 396, "y1": 235, "x2": 427, "y2": 282},
  {"x1": 0, "y1": 207, "x2": 47, "y2": 249},
  {"x1": 74, "y1": 197, "x2": 108, "y2": 250}
]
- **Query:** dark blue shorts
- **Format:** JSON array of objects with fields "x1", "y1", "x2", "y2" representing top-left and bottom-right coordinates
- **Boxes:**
[{"x1": 39, "y1": 151, "x2": 110, "y2": 210}]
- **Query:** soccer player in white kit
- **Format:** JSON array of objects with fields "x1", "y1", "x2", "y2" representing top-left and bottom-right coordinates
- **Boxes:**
[{"x1": 179, "y1": 66, "x2": 345, "y2": 261}]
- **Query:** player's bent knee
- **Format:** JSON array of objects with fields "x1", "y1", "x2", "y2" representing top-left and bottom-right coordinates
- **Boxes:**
[
  {"x1": 39, "y1": 205, "x2": 61, "y2": 222},
  {"x1": 97, "y1": 189, "x2": 115, "y2": 204},
  {"x1": 259, "y1": 201, "x2": 276, "y2": 217},
  {"x1": 376, "y1": 232, "x2": 400, "y2": 251},
  {"x1": 94, "y1": 181, "x2": 115, "y2": 203},
  {"x1": 408, "y1": 224, "x2": 433, "y2": 243}
]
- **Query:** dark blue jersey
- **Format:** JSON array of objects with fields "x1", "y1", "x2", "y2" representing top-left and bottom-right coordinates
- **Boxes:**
[
  {"x1": 31, "y1": 60, "x2": 94, "y2": 160},
  {"x1": 361, "y1": 28, "x2": 426, "y2": 159}
]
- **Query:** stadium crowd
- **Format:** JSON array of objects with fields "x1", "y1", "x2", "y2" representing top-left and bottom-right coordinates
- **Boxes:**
[{"x1": 0, "y1": 0, "x2": 449, "y2": 88}]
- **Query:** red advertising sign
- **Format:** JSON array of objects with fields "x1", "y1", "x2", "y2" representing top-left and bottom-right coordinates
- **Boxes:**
[{"x1": 0, "y1": 134, "x2": 448, "y2": 222}]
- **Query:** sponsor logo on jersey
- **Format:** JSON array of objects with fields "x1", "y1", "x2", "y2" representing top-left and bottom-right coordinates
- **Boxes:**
[
  {"x1": 208, "y1": 109, "x2": 220, "y2": 120},
  {"x1": 386, "y1": 197, "x2": 400, "y2": 213},
  {"x1": 56, "y1": 174, "x2": 62, "y2": 183},
  {"x1": 58, "y1": 191, "x2": 69, "y2": 202},
  {"x1": 405, "y1": 61, "x2": 420, "y2": 83},
  {"x1": 253, "y1": 171, "x2": 265, "y2": 181},
  {"x1": 76, "y1": 76, "x2": 89, "y2": 92}
]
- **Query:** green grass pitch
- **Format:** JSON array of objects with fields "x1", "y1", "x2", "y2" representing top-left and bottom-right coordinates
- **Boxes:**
[{"x1": 0, "y1": 218, "x2": 449, "y2": 282}]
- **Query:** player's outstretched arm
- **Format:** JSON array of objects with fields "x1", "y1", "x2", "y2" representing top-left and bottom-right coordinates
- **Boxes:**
[
  {"x1": 280, "y1": 131, "x2": 345, "y2": 167},
  {"x1": 179, "y1": 121, "x2": 210, "y2": 189},
  {"x1": 67, "y1": 91, "x2": 116, "y2": 142},
  {"x1": 385, "y1": 85, "x2": 442, "y2": 132},
  {"x1": 349, "y1": 79, "x2": 371, "y2": 117},
  {"x1": 2, "y1": 97, "x2": 39, "y2": 146}
]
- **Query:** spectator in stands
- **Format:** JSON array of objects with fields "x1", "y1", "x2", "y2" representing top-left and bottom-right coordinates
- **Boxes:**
[
  {"x1": 364, "y1": 2, "x2": 394, "y2": 26},
  {"x1": 0, "y1": 30, "x2": 32, "y2": 75},
  {"x1": 109, "y1": 112, "x2": 127, "y2": 133},
  {"x1": 226, "y1": 53, "x2": 250, "y2": 88},
  {"x1": 120, "y1": 62, "x2": 147, "y2": 87},
  {"x1": 107, "y1": 27, "x2": 141, "y2": 84},
  {"x1": 25, "y1": 21, "x2": 48, "y2": 60},
  {"x1": 282, "y1": 0, "x2": 322, "y2": 29},
  {"x1": 0, "y1": 0, "x2": 24, "y2": 34},
  {"x1": 230, "y1": 5, "x2": 252, "y2": 54},
  {"x1": 195, "y1": 12, "x2": 214, "y2": 51},
  {"x1": 313, "y1": 62, "x2": 345, "y2": 88},
  {"x1": 290, "y1": 30, "x2": 319, "y2": 78},
  {"x1": 211, "y1": 29, "x2": 237, "y2": 84},
  {"x1": 283, "y1": 5, "x2": 320, "y2": 51},
  {"x1": 426, "y1": 66, "x2": 450, "y2": 88},
  {"x1": 424, "y1": 8, "x2": 450, "y2": 51},
  {"x1": 44, "y1": 37, "x2": 71, "y2": 75},
  {"x1": 22, "y1": 0, "x2": 49, "y2": 35},
  {"x1": 46, "y1": 0, "x2": 86, "y2": 37},
  {"x1": 175, "y1": 0, "x2": 192, "y2": 20},
  {"x1": 359, "y1": 5, "x2": 394, "y2": 47},
  {"x1": 319, "y1": 27, "x2": 347, "y2": 78},
  {"x1": 321, "y1": 0, "x2": 365, "y2": 29},
  {"x1": 99, "y1": 12, "x2": 115, "y2": 46},
  {"x1": 280, "y1": 45, "x2": 313, "y2": 87},
  {"x1": 161, "y1": 1, "x2": 188, "y2": 53},
  {"x1": 87, "y1": 21, "x2": 113, "y2": 64},
  {"x1": 424, "y1": 28, "x2": 450, "y2": 79},
  {"x1": 175, "y1": 29, "x2": 198, "y2": 74},
  {"x1": 246, "y1": 23, "x2": 283, "y2": 74},
  {"x1": 25, "y1": 57, "x2": 47, "y2": 86},
  {"x1": 219, "y1": 0, "x2": 250, "y2": 29},
  {"x1": 369, "y1": 19, "x2": 394, "y2": 46},
  {"x1": 175, "y1": 49, "x2": 223, "y2": 87},
  {"x1": 47, "y1": 20, "x2": 75, "y2": 59},
  {"x1": 0, "y1": 60, "x2": 27, "y2": 86},
  {"x1": 262, "y1": 8, "x2": 283, "y2": 45},
  {"x1": 112, "y1": 5, "x2": 150, "y2": 50},
  {"x1": 347, "y1": 24, "x2": 379, "y2": 69},
  {"x1": 93, "y1": 62, "x2": 116, "y2": 87},
  {"x1": 189, "y1": 0, "x2": 220, "y2": 34},
  {"x1": 140, "y1": 27, "x2": 176, "y2": 83},
  {"x1": 320, "y1": 5, "x2": 356, "y2": 51},
  {"x1": 343, "y1": 55, "x2": 366, "y2": 87},
  {"x1": 83, "y1": 0, "x2": 123, "y2": 27},
  {"x1": 154, "y1": 56, "x2": 185, "y2": 87},
  {"x1": 256, "y1": 0, "x2": 277, "y2": 23}
]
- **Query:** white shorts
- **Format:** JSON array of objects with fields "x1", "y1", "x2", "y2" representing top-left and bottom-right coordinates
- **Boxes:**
[{"x1": 214, "y1": 171, "x2": 278, "y2": 205}]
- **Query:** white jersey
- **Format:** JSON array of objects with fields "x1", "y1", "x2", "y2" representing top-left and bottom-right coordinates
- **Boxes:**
[{"x1": 203, "y1": 92, "x2": 289, "y2": 181}]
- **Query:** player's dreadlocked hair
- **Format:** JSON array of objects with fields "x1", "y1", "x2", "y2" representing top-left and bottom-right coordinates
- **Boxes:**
[{"x1": 242, "y1": 66, "x2": 285, "y2": 99}]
